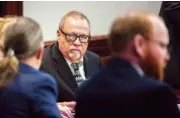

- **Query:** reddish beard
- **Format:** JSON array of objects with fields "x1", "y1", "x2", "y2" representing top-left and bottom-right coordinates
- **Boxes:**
[{"x1": 139, "y1": 50, "x2": 167, "y2": 81}]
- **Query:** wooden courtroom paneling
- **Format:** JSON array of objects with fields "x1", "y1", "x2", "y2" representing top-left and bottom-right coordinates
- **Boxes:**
[
  {"x1": 45, "y1": 35, "x2": 180, "y2": 101},
  {"x1": 0, "y1": 1, "x2": 23, "y2": 16},
  {"x1": 45, "y1": 35, "x2": 112, "y2": 65},
  {"x1": 45, "y1": 35, "x2": 111, "y2": 57}
]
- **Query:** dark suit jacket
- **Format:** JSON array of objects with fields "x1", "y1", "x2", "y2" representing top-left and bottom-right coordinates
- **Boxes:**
[
  {"x1": 160, "y1": 2, "x2": 180, "y2": 89},
  {"x1": 0, "y1": 63, "x2": 61, "y2": 118},
  {"x1": 75, "y1": 57, "x2": 180, "y2": 118},
  {"x1": 40, "y1": 42, "x2": 101, "y2": 102}
]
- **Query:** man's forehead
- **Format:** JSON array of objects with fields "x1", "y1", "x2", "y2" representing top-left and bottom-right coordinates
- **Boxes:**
[
  {"x1": 157, "y1": 31, "x2": 169, "y2": 43},
  {"x1": 65, "y1": 17, "x2": 88, "y2": 25},
  {"x1": 63, "y1": 17, "x2": 89, "y2": 31},
  {"x1": 149, "y1": 16, "x2": 169, "y2": 43}
]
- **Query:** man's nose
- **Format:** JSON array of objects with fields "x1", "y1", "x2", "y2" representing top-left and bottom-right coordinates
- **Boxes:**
[
  {"x1": 73, "y1": 37, "x2": 81, "y2": 46},
  {"x1": 165, "y1": 52, "x2": 170, "y2": 62}
]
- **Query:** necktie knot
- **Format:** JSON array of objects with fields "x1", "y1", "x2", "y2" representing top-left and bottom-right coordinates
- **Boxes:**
[
  {"x1": 71, "y1": 61, "x2": 83, "y2": 70},
  {"x1": 70, "y1": 61, "x2": 84, "y2": 86}
]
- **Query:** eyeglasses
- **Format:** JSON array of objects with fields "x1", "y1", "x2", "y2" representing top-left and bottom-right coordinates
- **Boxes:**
[
  {"x1": 59, "y1": 29, "x2": 91, "y2": 43},
  {"x1": 150, "y1": 40, "x2": 168, "y2": 50},
  {"x1": 149, "y1": 40, "x2": 170, "y2": 54}
]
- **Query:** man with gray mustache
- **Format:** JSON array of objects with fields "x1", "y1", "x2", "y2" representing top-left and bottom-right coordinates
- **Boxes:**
[{"x1": 40, "y1": 11, "x2": 101, "y2": 118}]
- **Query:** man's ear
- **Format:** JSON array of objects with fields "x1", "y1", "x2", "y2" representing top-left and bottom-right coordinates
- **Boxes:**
[
  {"x1": 133, "y1": 34, "x2": 147, "y2": 58},
  {"x1": 36, "y1": 47, "x2": 44, "y2": 60},
  {"x1": 57, "y1": 30, "x2": 61, "y2": 37}
]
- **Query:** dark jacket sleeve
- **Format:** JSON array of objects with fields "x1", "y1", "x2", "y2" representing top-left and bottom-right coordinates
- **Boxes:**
[
  {"x1": 160, "y1": 2, "x2": 180, "y2": 89},
  {"x1": 153, "y1": 84, "x2": 180, "y2": 117},
  {"x1": 32, "y1": 75, "x2": 62, "y2": 118},
  {"x1": 159, "y1": 1, "x2": 175, "y2": 43}
]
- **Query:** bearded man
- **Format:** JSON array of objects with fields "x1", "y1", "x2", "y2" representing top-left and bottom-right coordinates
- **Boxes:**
[{"x1": 75, "y1": 11, "x2": 180, "y2": 118}]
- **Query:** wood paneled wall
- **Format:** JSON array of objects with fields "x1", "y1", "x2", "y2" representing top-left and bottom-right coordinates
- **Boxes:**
[
  {"x1": 45, "y1": 35, "x2": 112, "y2": 65},
  {"x1": 1, "y1": 1, "x2": 180, "y2": 100},
  {"x1": 45, "y1": 35, "x2": 111, "y2": 57},
  {"x1": 0, "y1": 1, "x2": 23, "y2": 16}
]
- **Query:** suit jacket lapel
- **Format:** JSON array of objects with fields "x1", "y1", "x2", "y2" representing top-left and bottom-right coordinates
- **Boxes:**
[
  {"x1": 83, "y1": 53, "x2": 91, "y2": 79},
  {"x1": 52, "y1": 42, "x2": 78, "y2": 93}
]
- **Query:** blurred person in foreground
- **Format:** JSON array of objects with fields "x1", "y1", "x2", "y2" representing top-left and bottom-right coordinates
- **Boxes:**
[
  {"x1": 75, "y1": 11, "x2": 180, "y2": 118},
  {"x1": 0, "y1": 16, "x2": 16, "y2": 59},
  {"x1": 0, "y1": 17, "x2": 62, "y2": 118}
]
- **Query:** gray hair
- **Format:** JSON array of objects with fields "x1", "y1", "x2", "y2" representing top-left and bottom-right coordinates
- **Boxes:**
[
  {"x1": 0, "y1": 16, "x2": 43, "y2": 87},
  {"x1": 3, "y1": 16, "x2": 43, "y2": 60},
  {"x1": 58, "y1": 11, "x2": 91, "y2": 31}
]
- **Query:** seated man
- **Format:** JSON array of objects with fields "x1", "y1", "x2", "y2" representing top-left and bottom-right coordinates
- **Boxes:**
[
  {"x1": 40, "y1": 11, "x2": 101, "y2": 118},
  {"x1": 75, "y1": 11, "x2": 180, "y2": 118}
]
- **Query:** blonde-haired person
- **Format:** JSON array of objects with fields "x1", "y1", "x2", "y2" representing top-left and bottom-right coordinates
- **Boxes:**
[
  {"x1": 0, "y1": 16, "x2": 17, "y2": 59},
  {"x1": 0, "y1": 17, "x2": 62, "y2": 118}
]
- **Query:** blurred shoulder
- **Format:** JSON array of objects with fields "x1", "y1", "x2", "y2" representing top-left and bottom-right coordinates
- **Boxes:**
[
  {"x1": 142, "y1": 76, "x2": 173, "y2": 92},
  {"x1": 85, "y1": 50, "x2": 100, "y2": 59},
  {"x1": 36, "y1": 70, "x2": 57, "y2": 85}
]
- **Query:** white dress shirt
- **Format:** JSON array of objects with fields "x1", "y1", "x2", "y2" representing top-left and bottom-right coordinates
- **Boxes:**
[{"x1": 131, "y1": 63, "x2": 144, "y2": 77}]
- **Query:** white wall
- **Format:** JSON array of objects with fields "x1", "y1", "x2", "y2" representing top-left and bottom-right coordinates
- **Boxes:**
[{"x1": 23, "y1": 1, "x2": 162, "y2": 41}]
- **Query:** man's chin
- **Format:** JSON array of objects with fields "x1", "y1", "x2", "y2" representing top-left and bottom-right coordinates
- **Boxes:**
[
  {"x1": 143, "y1": 66, "x2": 165, "y2": 81},
  {"x1": 70, "y1": 58, "x2": 82, "y2": 63},
  {"x1": 68, "y1": 55, "x2": 82, "y2": 63},
  {"x1": 68, "y1": 49, "x2": 85, "y2": 62}
]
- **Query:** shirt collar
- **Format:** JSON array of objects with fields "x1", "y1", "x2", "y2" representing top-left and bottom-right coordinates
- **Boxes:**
[
  {"x1": 131, "y1": 63, "x2": 144, "y2": 77},
  {"x1": 65, "y1": 57, "x2": 84, "y2": 67}
]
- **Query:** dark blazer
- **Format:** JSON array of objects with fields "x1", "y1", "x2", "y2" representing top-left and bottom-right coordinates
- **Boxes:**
[
  {"x1": 40, "y1": 42, "x2": 101, "y2": 102},
  {"x1": 160, "y1": 2, "x2": 180, "y2": 89},
  {"x1": 75, "y1": 57, "x2": 180, "y2": 118},
  {"x1": 0, "y1": 63, "x2": 62, "y2": 118}
]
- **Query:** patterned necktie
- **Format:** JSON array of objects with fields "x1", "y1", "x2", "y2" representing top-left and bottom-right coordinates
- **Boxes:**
[{"x1": 71, "y1": 61, "x2": 84, "y2": 86}]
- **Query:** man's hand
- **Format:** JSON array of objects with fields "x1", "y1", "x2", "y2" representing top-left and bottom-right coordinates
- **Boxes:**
[{"x1": 57, "y1": 101, "x2": 76, "y2": 118}]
